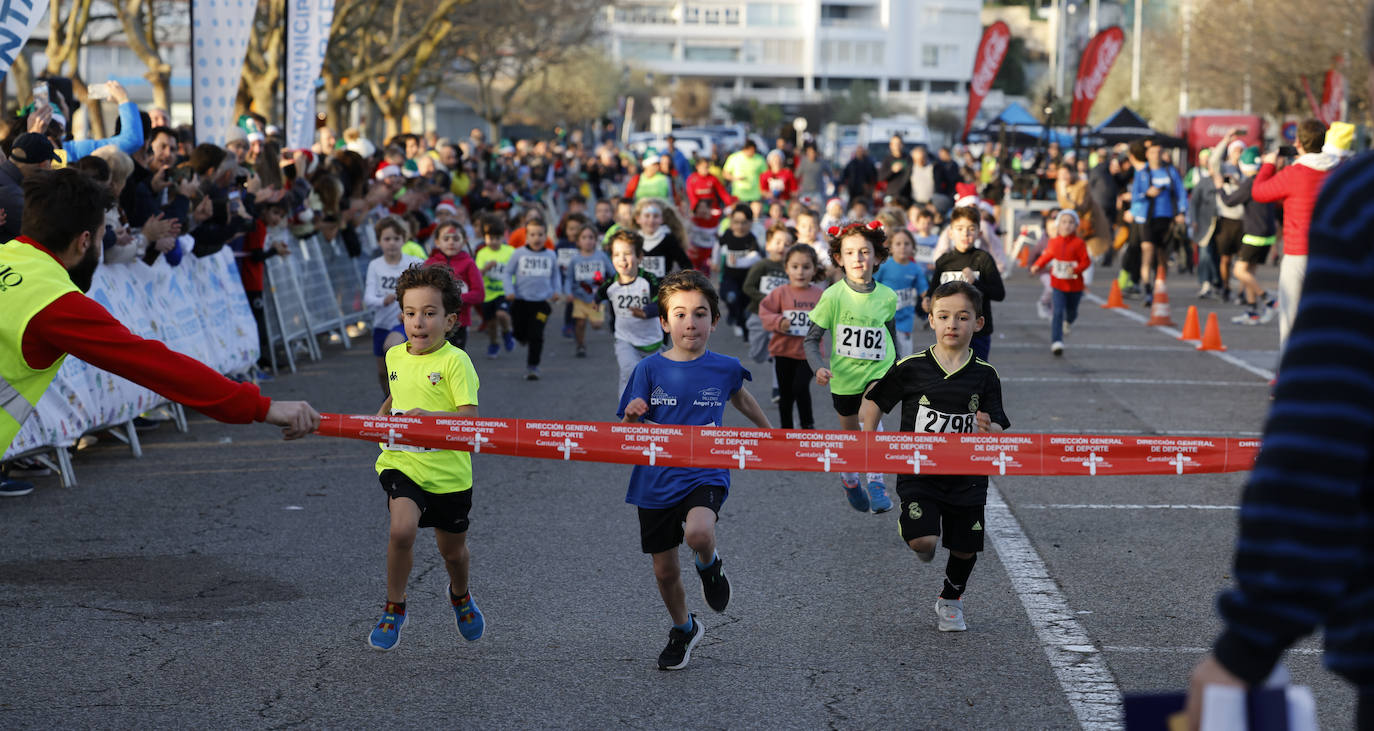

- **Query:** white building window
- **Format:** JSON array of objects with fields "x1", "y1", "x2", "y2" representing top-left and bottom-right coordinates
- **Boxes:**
[
  {"x1": 622, "y1": 40, "x2": 677, "y2": 61},
  {"x1": 921, "y1": 44, "x2": 938, "y2": 67},
  {"x1": 615, "y1": 4, "x2": 676, "y2": 24},
  {"x1": 684, "y1": 45, "x2": 740, "y2": 62},
  {"x1": 747, "y1": 3, "x2": 799, "y2": 26},
  {"x1": 942, "y1": 44, "x2": 959, "y2": 67}
]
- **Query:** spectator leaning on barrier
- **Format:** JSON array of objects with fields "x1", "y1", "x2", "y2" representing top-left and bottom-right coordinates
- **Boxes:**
[{"x1": 0, "y1": 169, "x2": 319, "y2": 493}]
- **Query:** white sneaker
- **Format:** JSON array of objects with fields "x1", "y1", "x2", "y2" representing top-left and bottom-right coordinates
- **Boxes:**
[
  {"x1": 1062, "y1": 321, "x2": 1072, "y2": 337},
  {"x1": 732, "y1": 325, "x2": 745, "y2": 338},
  {"x1": 1259, "y1": 298, "x2": 1278, "y2": 324},
  {"x1": 1036, "y1": 301, "x2": 1052, "y2": 320},
  {"x1": 1197, "y1": 282, "x2": 1213, "y2": 299},
  {"x1": 1051, "y1": 341, "x2": 1064, "y2": 356},
  {"x1": 936, "y1": 597, "x2": 967, "y2": 632}
]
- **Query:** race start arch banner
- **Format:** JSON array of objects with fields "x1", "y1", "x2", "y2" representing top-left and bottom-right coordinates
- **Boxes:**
[
  {"x1": 191, "y1": 0, "x2": 259, "y2": 145},
  {"x1": 285, "y1": 0, "x2": 333, "y2": 150},
  {"x1": 318, "y1": 414, "x2": 1261, "y2": 477},
  {"x1": 0, "y1": 0, "x2": 48, "y2": 81}
]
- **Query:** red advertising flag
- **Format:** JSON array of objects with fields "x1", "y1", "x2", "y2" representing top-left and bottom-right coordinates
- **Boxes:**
[
  {"x1": 1070, "y1": 26, "x2": 1126, "y2": 126},
  {"x1": 1301, "y1": 75, "x2": 1324, "y2": 122},
  {"x1": 1321, "y1": 66, "x2": 1345, "y2": 124},
  {"x1": 962, "y1": 21, "x2": 1012, "y2": 141}
]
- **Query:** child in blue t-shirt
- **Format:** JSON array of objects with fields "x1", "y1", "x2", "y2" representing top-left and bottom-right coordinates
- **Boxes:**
[
  {"x1": 874, "y1": 229, "x2": 929, "y2": 358},
  {"x1": 618, "y1": 269, "x2": 771, "y2": 672}
]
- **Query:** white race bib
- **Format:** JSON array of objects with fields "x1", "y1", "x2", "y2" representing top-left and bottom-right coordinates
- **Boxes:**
[
  {"x1": 574, "y1": 261, "x2": 602, "y2": 283},
  {"x1": 485, "y1": 262, "x2": 506, "y2": 281},
  {"x1": 782, "y1": 309, "x2": 812, "y2": 336},
  {"x1": 835, "y1": 324, "x2": 886, "y2": 361},
  {"x1": 915, "y1": 404, "x2": 977, "y2": 434},
  {"x1": 1050, "y1": 259, "x2": 1078, "y2": 280},
  {"x1": 518, "y1": 255, "x2": 553, "y2": 278},
  {"x1": 760, "y1": 275, "x2": 788, "y2": 296},
  {"x1": 557, "y1": 248, "x2": 577, "y2": 269},
  {"x1": 915, "y1": 243, "x2": 936, "y2": 265},
  {"x1": 642, "y1": 255, "x2": 666, "y2": 278},
  {"x1": 725, "y1": 249, "x2": 757, "y2": 269},
  {"x1": 612, "y1": 290, "x2": 651, "y2": 315},
  {"x1": 939, "y1": 269, "x2": 978, "y2": 285},
  {"x1": 896, "y1": 287, "x2": 918, "y2": 310}
]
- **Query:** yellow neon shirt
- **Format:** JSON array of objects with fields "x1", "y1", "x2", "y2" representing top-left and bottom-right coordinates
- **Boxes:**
[{"x1": 374, "y1": 341, "x2": 480, "y2": 493}]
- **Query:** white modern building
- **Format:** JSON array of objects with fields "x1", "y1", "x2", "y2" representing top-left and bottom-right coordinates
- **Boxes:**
[{"x1": 605, "y1": 0, "x2": 985, "y2": 112}]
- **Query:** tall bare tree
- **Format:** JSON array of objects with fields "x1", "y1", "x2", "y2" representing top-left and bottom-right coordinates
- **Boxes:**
[
  {"x1": 115, "y1": 0, "x2": 177, "y2": 113},
  {"x1": 442, "y1": 0, "x2": 608, "y2": 138},
  {"x1": 321, "y1": 0, "x2": 468, "y2": 139},
  {"x1": 42, "y1": 0, "x2": 101, "y2": 133},
  {"x1": 237, "y1": 0, "x2": 285, "y2": 122}
]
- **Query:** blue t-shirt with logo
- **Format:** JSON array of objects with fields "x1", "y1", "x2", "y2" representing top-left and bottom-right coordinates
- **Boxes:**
[
  {"x1": 616, "y1": 351, "x2": 752, "y2": 509},
  {"x1": 874, "y1": 259, "x2": 928, "y2": 333}
]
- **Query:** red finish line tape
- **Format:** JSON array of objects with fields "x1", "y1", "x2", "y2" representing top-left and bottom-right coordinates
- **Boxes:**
[{"x1": 318, "y1": 414, "x2": 1260, "y2": 477}]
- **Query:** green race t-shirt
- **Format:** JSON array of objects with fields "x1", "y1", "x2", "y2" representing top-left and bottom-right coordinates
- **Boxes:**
[
  {"x1": 723, "y1": 151, "x2": 767, "y2": 202},
  {"x1": 809, "y1": 280, "x2": 898, "y2": 395}
]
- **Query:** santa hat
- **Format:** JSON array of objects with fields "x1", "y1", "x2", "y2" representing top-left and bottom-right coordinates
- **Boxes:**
[
  {"x1": 402, "y1": 160, "x2": 420, "y2": 178},
  {"x1": 1239, "y1": 146, "x2": 1261, "y2": 173},
  {"x1": 375, "y1": 161, "x2": 402, "y2": 181},
  {"x1": 1227, "y1": 139, "x2": 1246, "y2": 156},
  {"x1": 295, "y1": 149, "x2": 317, "y2": 176},
  {"x1": 435, "y1": 198, "x2": 459, "y2": 216}
]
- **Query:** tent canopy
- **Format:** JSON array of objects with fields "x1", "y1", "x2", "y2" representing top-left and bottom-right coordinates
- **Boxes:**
[
  {"x1": 970, "y1": 103, "x2": 1079, "y2": 147},
  {"x1": 1092, "y1": 106, "x2": 1186, "y2": 147}
]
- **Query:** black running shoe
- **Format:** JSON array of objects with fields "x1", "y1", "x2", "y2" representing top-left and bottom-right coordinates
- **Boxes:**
[
  {"x1": 657, "y1": 615, "x2": 703, "y2": 670},
  {"x1": 697, "y1": 556, "x2": 731, "y2": 612}
]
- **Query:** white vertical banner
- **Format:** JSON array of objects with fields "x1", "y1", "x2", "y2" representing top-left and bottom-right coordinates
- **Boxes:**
[
  {"x1": 0, "y1": 0, "x2": 50, "y2": 80},
  {"x1": 285, "y1": 0, "x2": 333, "y2": 150},
  {"x1": 191, "y1": 0, "x2": 258, "y2": 145}
]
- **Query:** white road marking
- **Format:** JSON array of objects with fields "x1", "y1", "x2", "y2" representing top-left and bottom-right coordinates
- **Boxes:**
[
  {"x1": 1020, "y1": 504, "x2": 1238, "y2": 511},
  {"x1": 1004, "y1": 376, "x2": 1263, "y2": 387},
  {"x1": 1083, "y1": 292, "x2": 1276, "y2": 381},
  {"x1": 987, "y1": 485, "x2": 1123, "y2": 729},
  {"x1": 1102, "y1": 646, "x2": 1321, "y2": 656}
]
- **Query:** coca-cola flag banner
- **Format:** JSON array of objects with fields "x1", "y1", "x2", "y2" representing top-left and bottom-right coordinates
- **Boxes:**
[
  {"x1": 191, "y1": 0, "x2": 259, "y2": 145},
  {"x1": 1320, "y1": 60, "x2": 1345, "y2": 124},
  {"x1": 0, "y1": 0, "x2": 48, "y2": 81},
  {"x1": 318, "y1": 413, "x2": 1262, "y2": 477},
  {"x1": 1070, "y1": 26, "x2": 1125, "y2": 126},
  {"x1": 962, "y1": 21, "x2": 1011, "y2": 142},
  {"x1": 285, "y1": 0, "x2": 334, "y2": 150}
]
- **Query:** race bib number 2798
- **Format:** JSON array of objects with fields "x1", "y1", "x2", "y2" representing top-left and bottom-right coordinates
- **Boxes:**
[{"x1": 916, "y1": 405, "x2": 976, "y2": 433}]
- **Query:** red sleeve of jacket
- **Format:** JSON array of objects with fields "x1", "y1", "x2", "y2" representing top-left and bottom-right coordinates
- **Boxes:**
[
  {"x1": 459, "y1": 258, "x2": 485, "y2": 306},
  {"x1": 23, "y1": 292, "x2": 271, "y2": 424},
  {"x1": 715, "y1": 176, "x2": 736, "y2": 207},
  {"x1": 1250, "y1": 163, "x2": 1286, "y2": 203},
  {"x1": 1031, "y1": 238, "x2": 1056, "y2": 270},
  {"x1": 624, "y1": 174, "x2": 639, "y2": 199}
]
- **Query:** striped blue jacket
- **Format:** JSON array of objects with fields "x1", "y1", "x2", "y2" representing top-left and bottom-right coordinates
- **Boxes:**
[{"x1": 1213, "y1": 152, "x2": 1374, "y2": 687}]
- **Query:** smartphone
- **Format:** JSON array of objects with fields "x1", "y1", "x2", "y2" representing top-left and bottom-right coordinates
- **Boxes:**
[
  {"x1": 86, "y1": 83, "x2": 110, "y2": 101},
  {"x1": 1278, "y1": 145, "x2": 1298, "y2": 157},
  {"x1": 32, "y1": 82, "x2": 50, "y2": 114}
]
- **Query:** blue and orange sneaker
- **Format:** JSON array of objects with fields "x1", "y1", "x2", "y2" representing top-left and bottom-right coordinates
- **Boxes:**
[
  {"x1": 841, "y1": 474, "x2": 870, "y2": 512},
  {"x1": 867, "y1": 480, "x2": 893, "y2": 513},
  {"x1": 450, "y1": 585, "x2": 484, "y2": 641},
  {"x1": 367, "y1": 601, "x2": 407, "y2": 651}
]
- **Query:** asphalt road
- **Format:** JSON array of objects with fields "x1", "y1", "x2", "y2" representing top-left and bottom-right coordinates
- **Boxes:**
[{"x1": 1, "y1": 261, "x2": 1358, "y2": 729}]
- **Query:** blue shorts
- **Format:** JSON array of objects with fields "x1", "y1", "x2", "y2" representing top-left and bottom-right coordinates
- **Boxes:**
[{"x1": 372, "y1": 323, "x2": 407, "y2": 357}]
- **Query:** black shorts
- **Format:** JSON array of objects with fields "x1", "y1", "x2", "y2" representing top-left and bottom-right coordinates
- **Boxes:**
[
  {"x1": 1134, "y1": 217, "x2": 1172, "y2": 246},
  {"x1": 898, "y1": 494, "x2": 985, "y2": 554},
  {"x1": 637, "y1": 484, "x2": 724, "y2": 554},
  {"x1": 481, "y1": 299, "x2": 510, "y2": 321},
  {"x1": 379, "y1": 469, "x2": 473, "y2": 534},
  {"x1": 1237, "y1": 243, "x2": 1270, "y2": 265},
  {"x1": 1212, "y1": 218, "x2": 1244, "y2": 257},
  {"x1": 831, "y1": 380, "x2": 882, "y2": 417}
]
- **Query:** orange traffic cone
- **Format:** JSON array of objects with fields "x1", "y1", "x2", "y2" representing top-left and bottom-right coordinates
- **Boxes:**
[
  {"x1": 1101, "y1": 279, "x2": 1127, "y2": 309},
  {"x1": 1197, "y1": 312, "x2": 1227, "y2": 351},
  {"x1": 1146, "y1": 266, "x2": 1175, "y2": 326},
  {"x1": 1178, "y1": 305, "x2": 1202, "y2": 342}
]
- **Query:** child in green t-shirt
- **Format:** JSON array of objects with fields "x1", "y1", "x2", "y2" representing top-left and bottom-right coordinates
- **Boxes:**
[
  {"x1": 368, "y1": 264, "x2": 484, "y2": 652},
  {"x1": 803, "y1": 221, "x2": 898, "y2": 514}
]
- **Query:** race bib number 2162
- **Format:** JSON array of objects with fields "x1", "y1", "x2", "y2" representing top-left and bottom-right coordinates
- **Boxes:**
[{"x1": 835, "y1": 324, "x2": 885, "y2": 361}]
